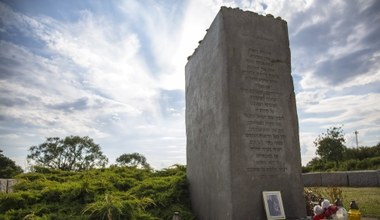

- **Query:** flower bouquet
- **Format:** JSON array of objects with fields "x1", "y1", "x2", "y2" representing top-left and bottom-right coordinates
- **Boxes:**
[{"x1": 313, "y1": 199, "x2": 340, "y2": 220}]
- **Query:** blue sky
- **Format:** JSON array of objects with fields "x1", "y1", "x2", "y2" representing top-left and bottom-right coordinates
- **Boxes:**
[{"x1": 1, "y1": 0, "x2": 379, "y2": 170}]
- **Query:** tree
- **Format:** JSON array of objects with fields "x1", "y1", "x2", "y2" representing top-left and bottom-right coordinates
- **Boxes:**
[
  {"x1": 27, "y1": 136, "x2": 108, "y2": 171},
  {"x1": 304, "y1": 157, "x2": 325, "y2": 172},
  {"x1": 116, "y1": 153, "x2": 151, "y2": 169},
  {"x1": 344, "y1": 142, "x2": 380, "y2": 160},
  {"x1": 314, "y1": 126, "x2": 346, "y2": 168},
  {"x1": 0, "y1": 149, "x2": 23, "y2": 178}
]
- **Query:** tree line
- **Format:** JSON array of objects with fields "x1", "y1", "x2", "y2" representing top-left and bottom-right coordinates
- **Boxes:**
[
  {"x1": 1, "y1": 132, "x2": 379, "y2": 219},
  {"x1": 303, "y1": 126, "x2": 380, "y2": 172},
  {"x1": 1, "y1": 136, "x2": 150, "y2": 178},
  {"x1": 2, "y1": 131, "x2": 379, "y2": 177}
]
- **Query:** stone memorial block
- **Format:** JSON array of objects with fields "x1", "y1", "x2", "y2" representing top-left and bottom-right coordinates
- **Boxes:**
[{"x1": 186, "y1": 7, "x2": 306, "y2": 220}]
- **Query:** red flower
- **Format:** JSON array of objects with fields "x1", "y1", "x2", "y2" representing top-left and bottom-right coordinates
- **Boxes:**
[
  {"x1": 324, "y1": 205, "x2": 338, "y2": 217},
  {"x1": 313, "y1": 213, "x2": 325, "y2": 220}
]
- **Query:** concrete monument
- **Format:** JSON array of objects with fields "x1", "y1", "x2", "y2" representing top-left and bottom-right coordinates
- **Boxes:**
[{"x1": 186, "y1": 7, "x2": 306, "y2": 219}]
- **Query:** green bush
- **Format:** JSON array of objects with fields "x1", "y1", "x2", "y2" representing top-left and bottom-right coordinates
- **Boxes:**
[
  {"x1": 369, "y1": 156, "x2": 380, "y2": 168},
  {"x1": 0, "y1": 166, "x2": 194, "y2": 219},
  {"x1": 357, "y1": 159, "x2": 370, "y2": 170},
  {"x1": 304, "y1": 144, "x2": 380, "y2": 172},
  {"x1": 342, "y1": 159, "x2": 358, "y2": 171},
  {"x1": 325, "y1": 161, "x2": 336, "y2": 171}
]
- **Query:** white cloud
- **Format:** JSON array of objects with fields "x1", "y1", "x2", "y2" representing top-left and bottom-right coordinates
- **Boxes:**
[
  {"x1": 255, "y1": 0, "x2": 314, "y2": 20},
  {"x1": 303, "y1": 93, "x2": 379, "y2": 114},
  {"x1": 42, "y1": 14, "x2": 158, "y2": 114},
  {"x1": 118, "y1": 0, "x2": 226, "y2": 91},
  {"x1": 1, "y1": 3, "x2": 161, "y2": 113},
  {"x1": 1, "y1": 3, "x2": 169, "y2": 168},
  {"x1": 296, "y1": 90, "x2": 327, "y2": 109},
  {"x1": 297, "y1": 71, "x2": 329, "y2": 90},
  {"x1": 335, "y1": 67, "x2": 380, "y2": 90},
  {"x1": 1, "y1": 0, "x2": 380, "y2": 169},
  {"x1": 299, "y1": 132, "x2": 318, "y2": 165},
  {"x1": 299, "y1": 93, "x2": 380, "y2": 148}
]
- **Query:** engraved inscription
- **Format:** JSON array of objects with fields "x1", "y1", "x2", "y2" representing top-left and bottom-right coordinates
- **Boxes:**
[{"x1": 239, "y1": 47, "x2": 287, "y2": 177}]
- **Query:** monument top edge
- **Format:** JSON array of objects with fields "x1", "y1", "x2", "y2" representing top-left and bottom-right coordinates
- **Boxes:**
[
  {"x1": 219, "y1": 6, "x2": 286, "y2": 23},
  {"x1": 186, "y1": 6, "x2": 287, "y2": 62}
]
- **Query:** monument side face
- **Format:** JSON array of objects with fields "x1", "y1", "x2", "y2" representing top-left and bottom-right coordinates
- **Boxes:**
[
  {"x1": 186, "y1": 7, "x2": 306, "y2": 220},
  {"x1": 185, "y1": 11, "x2": 233, "y2": 220}
]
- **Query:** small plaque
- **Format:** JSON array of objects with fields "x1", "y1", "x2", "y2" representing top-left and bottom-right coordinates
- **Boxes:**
[{"x1": 263, "y1": 191, "x2": 286, "y2": 219}]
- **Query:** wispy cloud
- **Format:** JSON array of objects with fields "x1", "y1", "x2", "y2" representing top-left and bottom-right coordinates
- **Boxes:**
[
  {"x1": 0, "y1": 1, "x2": 191, "y2": 168},
  {"x1": 1, "y1": 0, "x2": 379, "y2": 168},
  {"x1": 291, "y1": 0, "x2": 380, "y2": 88}
]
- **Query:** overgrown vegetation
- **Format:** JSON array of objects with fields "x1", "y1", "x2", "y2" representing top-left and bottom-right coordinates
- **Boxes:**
[
  {"x1": 2, "y1": 136, "x2": 193, "y2": 219},
  {"x1": 0, "y1": 149, "x2": 23, "y2": 178},
  {"x1": 3, "y1": 133, "x2": 379, "y2": 219},
  {"x1": 303, "y1": 143, "x2": 380, "y2": 172},
  {"x1": 304, "y1": 126, "x2": 380, "y2": 172},
  {"x1": 0, "y1": 165, "x2": 194, "y2": 220}
]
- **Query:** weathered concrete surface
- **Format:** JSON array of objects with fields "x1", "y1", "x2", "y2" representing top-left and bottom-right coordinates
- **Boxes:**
[
  {"x1": 0, "y1": 179, "x2": 17, "y2": 193},
  {"x1": 186, "y1": 7, "x2": 232, "y2": 219},
  {"x1": 321, "y1": 172, "x2": 348, "y2": 186},
  {"x1": 303, "y1": 172, "x2": 322, "y2": 187},
  {"x1": 7, "y1": 179, "x2": 17, "y2": 193},
  {"x1": 302, "y1": 170, "x2": 380, "y2": 187},
  {"x1": 347, "y1": 170, "x2": 379, "y2": 187},
  {"x1": 186, "y1": 7, "x2": 305, "y2": 220},
  {"x1": 303, "y1": 170, "x2": 380, "y2": 187},
  {"x1": 0, "y1": 179, "x2": 7, "y2": 193}
]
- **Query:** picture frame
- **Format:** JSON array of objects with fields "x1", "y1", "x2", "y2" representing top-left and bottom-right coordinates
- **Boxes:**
[{"x1": 262, "y1": 191, "x2": 286, "y2": 219}]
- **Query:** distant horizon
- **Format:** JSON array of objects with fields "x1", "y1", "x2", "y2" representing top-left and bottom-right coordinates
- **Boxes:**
[{"x1": 1, "y1": 0, "x2": 379, "y2": 170}]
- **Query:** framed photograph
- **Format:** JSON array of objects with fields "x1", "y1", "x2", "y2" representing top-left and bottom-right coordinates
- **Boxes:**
[{"x1": 262, "y1": 191, "x2": 286, "y2": 219}]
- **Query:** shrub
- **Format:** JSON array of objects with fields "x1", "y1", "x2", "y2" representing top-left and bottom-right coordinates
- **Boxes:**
[
  {"x1": 342, "y1": 159, "x2": 358, "y2": 171},
  {"x1": 0, "y1": 165, "x2": 194, "y2": 219},
  {"x1": 357, "y1": 159, "x2": 370, "y2": 170},
  {"x1": 369, "y1": 156, "x2": 380, "y2": 168}
]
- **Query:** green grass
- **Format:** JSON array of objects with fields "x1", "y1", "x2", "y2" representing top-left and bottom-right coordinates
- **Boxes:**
[
  {"x1": 310, "y1": 187, "x2": 380, "y2": 218},
  {"x1": 341, "y1": 187, "x2": 380, "y2": 218}
]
